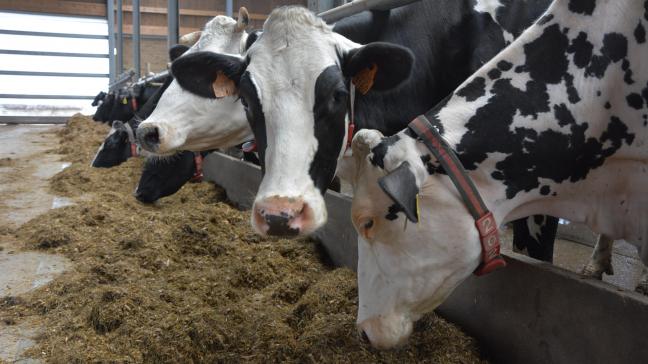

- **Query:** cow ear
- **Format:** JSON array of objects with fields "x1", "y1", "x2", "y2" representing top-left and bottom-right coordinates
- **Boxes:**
[
  {"x1": 169, "y1": 44, "x2": 190, "y2": 61},
  {"x1": 343, "y1": 42, "x2": 414, "y2": 94},
  {"x1": 378, "y1": 161, "x2": 419, "y2": 223},
  {"x1": 171, "y1": 51, "x2": 246, "y2": 99}
]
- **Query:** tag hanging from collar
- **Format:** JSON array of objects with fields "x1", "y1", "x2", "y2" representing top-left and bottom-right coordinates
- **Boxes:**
[
  {"x1": 347, "y1": 83, "x2": 357, "y2": 150},
  {"x1": 190, "y1": 153, "x2": 204, "y2": 182}
]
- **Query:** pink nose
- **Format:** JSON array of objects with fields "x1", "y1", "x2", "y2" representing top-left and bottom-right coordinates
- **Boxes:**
[{"x1": 253, "y1": 196, "x2": 311, "y2": 236}]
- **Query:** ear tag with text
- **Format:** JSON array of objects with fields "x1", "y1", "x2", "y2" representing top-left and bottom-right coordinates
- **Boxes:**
[
  {"x1": 352, "y1": 63, "x2": 378, "y2": 95},
  {"x1": 212, "y1": 71, "x2": 237, "y2": 98}
]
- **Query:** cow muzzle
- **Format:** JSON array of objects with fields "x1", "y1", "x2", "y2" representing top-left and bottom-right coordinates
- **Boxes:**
[
  {"x1": 357, "y1": 313, "x2": 413, "y2": 349},
  {"x1": 136, "y1": 125, "x2": 161, "y2": 153},
  {"x1": 252, "y1": 196, "x2": 314, "y2": 236}
]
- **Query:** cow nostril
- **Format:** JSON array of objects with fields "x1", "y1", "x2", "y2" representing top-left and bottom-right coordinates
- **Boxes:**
[
  {"x1": 144, "y1": 127, "x2": 159, "y2": 146},
  {"x1": 359, "y1": 330, "x2": 370, "y2": 344},
  {"x1": 137, "y1": 126, "x2": 160, "y2": 151}
]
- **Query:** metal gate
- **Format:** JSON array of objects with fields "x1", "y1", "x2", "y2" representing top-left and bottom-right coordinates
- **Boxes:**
[{"x1": 0, "y1": 11, "x2": 110, "y2": 124}]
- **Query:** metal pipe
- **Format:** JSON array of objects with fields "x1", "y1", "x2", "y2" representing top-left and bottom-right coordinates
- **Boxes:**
[
  {"x1": 134, "y1": 70, "x2": 169, "y2": 87},
  {"x1": 167, "y1": 0, "x2": 179, "y2": 49},
  {"x1": 107, "y1": 0, "x2": 116, "y2": 84},
  {"x1": 132, "y1": 0, "x2": 141, "y2": 79},
  {"x1": 117, "y1": 0, "x2": 123, "y2": 73},
  {"x1": 109, "y1": 70, "x2": 135, "y2": 91},
  {"x1": 225, "y1": 0, "x2": 233, "y2": 17},
  {"x1": 318, "y1": 0, "x2": 421, "y2": 23}
]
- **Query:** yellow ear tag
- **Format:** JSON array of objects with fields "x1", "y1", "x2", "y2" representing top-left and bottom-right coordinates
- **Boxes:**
[
  {"x1": 122, "y1": 97, "x2": 128, "y2": 105},
  {"x1": 352, "y1": 63, "x2": 378, "y2": 95},
  {"x1": 212, "y1": 71, "x2": 237, "y2": 98}
]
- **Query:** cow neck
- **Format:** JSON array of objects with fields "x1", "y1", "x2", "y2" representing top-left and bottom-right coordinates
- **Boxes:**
[
  {"x1": 122, "y1": 122, "x2": 139, "y2": 158},
  {"x1": 408, "y1": 115, "x2": 506, "y2": 276}
]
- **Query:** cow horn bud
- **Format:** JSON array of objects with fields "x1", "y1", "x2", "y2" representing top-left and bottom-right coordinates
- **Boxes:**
[
  {"x1": 179, "y1": 31, "x2": 202, "y2": 46},
  {"x1": 236, "y1": 7, "x2": 249, "y2": 32}
]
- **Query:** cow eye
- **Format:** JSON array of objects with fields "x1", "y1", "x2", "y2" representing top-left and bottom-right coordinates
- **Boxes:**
[
  {"x1": 358, "y1": 217, "x2": 375, "y2": 240},
  {"x1": 333, "y1": 89, "x2": 348, "y2": 104}
]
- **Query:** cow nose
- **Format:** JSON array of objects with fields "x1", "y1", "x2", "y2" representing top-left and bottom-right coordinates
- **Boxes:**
[
  {"x1": 133, "y1": 188, "x2": 156, "y2": 204},
  {"x1": 253, "y1": 196, "x2": 311, "y2": 236},
  {"x1": 136, "y1": 125, "x2": 160, "y2": 153}
]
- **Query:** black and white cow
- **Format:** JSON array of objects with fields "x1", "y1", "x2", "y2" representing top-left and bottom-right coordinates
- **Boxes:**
[
  {"x1": 338, "y1": 0, "x2": 647, "y2": 348},
  {"x1": 135, "y1": 9, "x2": 254, "y2": 155},
  {"x1": 171, "y1": 1, "x2": 561, "y2": 260},
  {"x1": 134, "y1": 151, "x2": 207, "y2": 203},
  {"x1": 91, "y1": 45, "x2": 189, "y2": 168}
]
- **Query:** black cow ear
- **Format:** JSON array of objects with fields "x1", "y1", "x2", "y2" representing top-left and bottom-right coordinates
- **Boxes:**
[
  {"x1": 378, "y1": 161, "x2": 419, "y2": 223},
  {"x1": 169, "y1": 44, "x2": 190, "y2": 61},
  {"x1": 244, "y1": 30, "x2": 262, "y2": 52},
  {"x1": 343, "y1": 42, "x2": 414, "y2": 94},
  {"x1": 171, "y1": 51, "x2": 246, "y2": 99}
]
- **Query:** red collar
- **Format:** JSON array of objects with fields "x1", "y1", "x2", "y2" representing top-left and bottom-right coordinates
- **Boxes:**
[
  {"x1": 408, "y1": 115, "x2": 506, "y2": 276},
  {"x1": 190, "y1": 153, "x2": 204, "y2": 182}
]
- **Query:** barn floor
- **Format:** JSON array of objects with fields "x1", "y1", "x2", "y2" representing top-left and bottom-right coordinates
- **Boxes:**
[
  {"x1": 0, "y1": 123, "x2": 72, "y2": 363},
  {"x1": 0, "y1": 122, "x2": 645, "y2": 362}
]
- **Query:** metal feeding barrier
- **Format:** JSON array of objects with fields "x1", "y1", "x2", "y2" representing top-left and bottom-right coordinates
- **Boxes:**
[{"x1": 318, "y1": 0, "x2": 422, "y2": 22}]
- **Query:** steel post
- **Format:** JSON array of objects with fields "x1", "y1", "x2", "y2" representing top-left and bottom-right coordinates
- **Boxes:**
[
  {"x1": 132, "y1": 0, "x2": 141, "y2": 78},
  {"x1": 168, "y1": 0, "x2": 179, "y2": 49}
]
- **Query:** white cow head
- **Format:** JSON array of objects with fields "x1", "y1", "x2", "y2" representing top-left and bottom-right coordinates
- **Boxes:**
[
  {"x1": 136, "y1": 8, "x2": 253, "y2": 155},
  {"x1": 171, "y1": 6, "x2": 414, "y2": 236},
  {"x1": 338, "y1": 129, "x2": 483, "y2": 349}
]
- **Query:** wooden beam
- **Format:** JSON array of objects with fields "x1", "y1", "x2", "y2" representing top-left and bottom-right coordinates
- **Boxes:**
[{"x1": 0, "y1": 0, "x2": 106, "y2": 17}]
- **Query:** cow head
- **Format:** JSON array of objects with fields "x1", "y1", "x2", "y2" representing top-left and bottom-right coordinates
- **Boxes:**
[
  {"x1": 91, "y1": 120, "x2": 143, "y2": 168},
  {"x1": 134, "y1": 151, "x2": 200, "y2": 203},
  {"x1": 338, "y1": 129, "x2": 482, "y2": 349},
  {"x1": 171, "y1": 6, "x2": 414, "y2": 236},
  {"x1": 136, "y1": 8, "x2": 253, "y2": 155}
]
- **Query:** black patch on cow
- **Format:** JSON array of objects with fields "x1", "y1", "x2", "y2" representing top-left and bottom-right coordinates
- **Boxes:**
[
  {"x1": 385, "y1": 203, "x2": 402, "y2": 221},
  {"x1": 239, "y1": 71, "x2": 267, "y2": 174},
  {"x1": 378, "y1": 161, "x2": 419, "y2": 222},
  {"x1": 540, "y1": 185, "x2": 551, "y2": 195},
  {"x1": 537, "y1": 14, "x2": 554, "y2": 26},
  {"x1": 627, "y1": 93, "x2": 644, "y2": 109},
  {"x1": 517, "y1": 24, "x2": 570, "y2": 84},
  {"x1": 604, "y1": 101, "x2": 611, "y2": 109},
  {"x1": 586, "y1": 33, "x2": 628, "y2": 78},
  {"x1": 370, "y1": 134, "x2": 400, "y2": 169},
  {"x1": 635, "y1": 22, "x2": 646, "y2": 44},
  {"x1": 135, "y1": 151, "x2": 198, "y2": 203},
  {"x1": 497, "y1": 60, "x2": 513, "y2": 71},
  {"x1": 245, "y1": 30, "x2": 262, "y2": 51},
  {"x1": 172, "y1": 51, "x2": 247, "y2": 99},
  {"x1": 343, "y1": 42, "x2": 414, "y2": 91},
  {"x1": 512, "y1": 216, "x2": 558, "y2": 262},
  {"x1": 567, "y1": 32, "x2": 593, "y2": 69},
  {"x1": 621, "y1": 59, "x2": 635, "y2": 85},
  {"x1": 564, "y1": 73, "x2": 581, "y2": 103},
  {"x1": 169, "y1": 44, "x2": 189, "y2": 62},
  {"x1": 568, "y1": 0, "x2": 596, "y2": 15},
  {"x1": 310, "y1": 66, "x2": 349, "y2": 194},
  {"x1": 457, "y1": 77, "x2": 486, "y2": 101},
  {"x1": 420, "y1": 154, "x2": 446, "y2": 175},
  {"x1": 596, "y1": 90, "x2": 601, "y2": 96},
  {"x1": 554, "y1": 103, "x2": 575, "y2": 126},
  {"x1": 488, "y1": 68, "x2": 502, "y2": 80}
]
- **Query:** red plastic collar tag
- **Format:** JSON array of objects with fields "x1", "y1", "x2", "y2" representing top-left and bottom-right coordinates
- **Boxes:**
[
  {"x1": 130, "y1": 143, "x2": 138, "y2": 157},
  {"x1": 347, "y1": 122, "x2": 355, "y2": 149},
  {"x1": 473, "y1": 212, "x2": 506, "y2": 276},
  {"x1": 131, "y1": 97, "x2": 138, "y2": 111},
  {"x1": 190, "y1": 153, "x2": 203, "y2": 182}
]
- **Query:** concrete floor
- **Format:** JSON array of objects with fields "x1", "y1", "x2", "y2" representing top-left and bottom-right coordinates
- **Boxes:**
[{"x1": 0, "y1": 124, "x2": 72, "y2": 363}]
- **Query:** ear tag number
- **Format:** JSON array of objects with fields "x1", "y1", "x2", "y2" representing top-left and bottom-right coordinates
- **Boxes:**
[
  {"x1": 212, "y1": 71, "x2": 237, "y2": 99},
  {"x1": 352, "y1": 63, "x2": 378, "y2": 95}
]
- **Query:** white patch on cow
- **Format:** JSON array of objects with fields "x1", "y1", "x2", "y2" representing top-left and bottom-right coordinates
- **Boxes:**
[
  {"x1": 474, "y1": 0, "x2": 503, "y2": 23},
  {"x1": 526, "y1": 216, "x2": 543, "y2": 241},
  {"x1": 138, "y1": 15, "x2": 253, "y2": 154}
]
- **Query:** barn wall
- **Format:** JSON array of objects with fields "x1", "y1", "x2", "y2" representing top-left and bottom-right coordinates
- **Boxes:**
[{"x1": 0, "y1": 0, "x2": 309, "y2": 75}]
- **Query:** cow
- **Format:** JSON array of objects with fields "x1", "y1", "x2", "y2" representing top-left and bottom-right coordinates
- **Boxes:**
[
  {"x1": 91, "y1": 45, "x2": 189, "y2": 168},
  {"x1": 169, "y1": 1, "x2": 555, "y2": 236},
  {"x1": 134, "y1": 151, "x2": 207, "y2": 203},
  {"x1": 135, "y1": 8, "x2": 254, "y2": 155},
  {"x1": 336, "y1": 0, "x2": 647, "y2": 348}
]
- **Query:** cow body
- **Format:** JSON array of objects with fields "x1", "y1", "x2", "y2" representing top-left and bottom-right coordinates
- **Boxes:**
[{"x1": 342, "y1": 0, "x2": 648, "y2": 348}]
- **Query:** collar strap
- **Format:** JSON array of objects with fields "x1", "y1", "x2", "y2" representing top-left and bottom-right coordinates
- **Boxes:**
[
  {"x1": 122, "y1": 122, "x2": 139, "y2": 158},
  {"x1": 408, "y1": 115, "x2": 506, "y2": 276},
  {"x1": 346, "y1": 83, "x2": 357, "y2": 150},
  {"x1": 190, "y1": 152, "x2": 204, "y2": 182}
]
